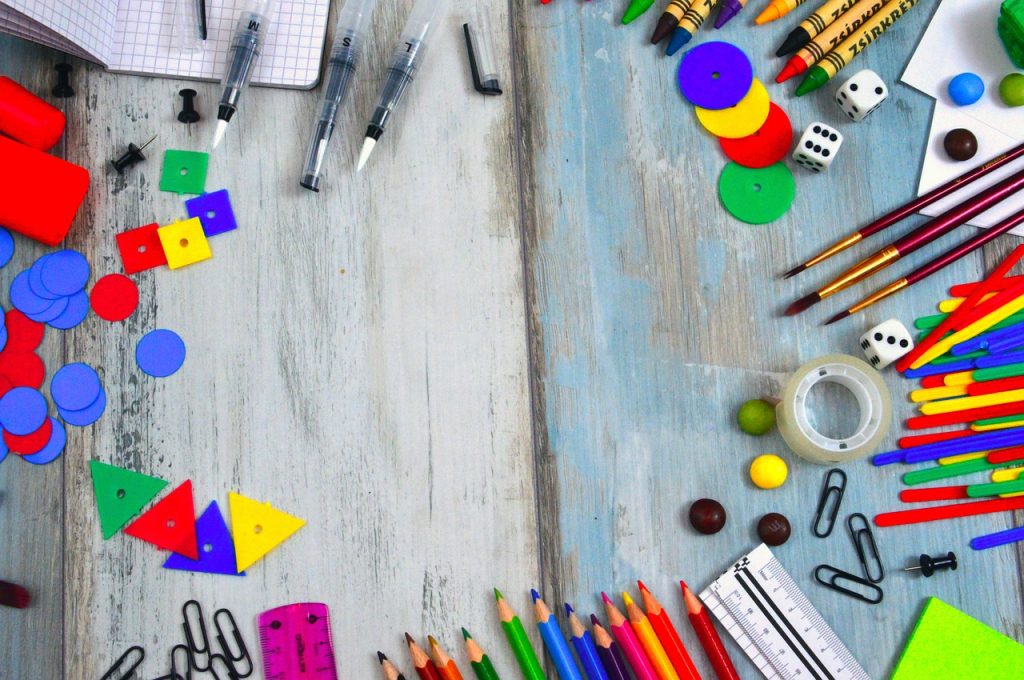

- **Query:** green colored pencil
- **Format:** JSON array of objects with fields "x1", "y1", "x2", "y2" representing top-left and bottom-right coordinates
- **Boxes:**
[
  {"x1": 463, "y1": 628, "x2": 501, "y2": 680},
  {"x1": 494, "y1": 589, "x2": 547, "y2": 680}
]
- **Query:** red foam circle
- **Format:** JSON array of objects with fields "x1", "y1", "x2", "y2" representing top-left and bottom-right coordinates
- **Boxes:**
[
  {"x1": 4, "y1": 417, "x2": 52, "y2": 455},
  {"x1": 719, "y1": 103, "x2": 794, "y2": 169},
  {"x1": 4, "y1": 309, "x2": 44, "y2": 352},
  {"x1": 0, "y1": 351, "x2": 45, "y2": 388},
  {"x1": 90, "y1": 273, "x2": 139, "y2": 322}
]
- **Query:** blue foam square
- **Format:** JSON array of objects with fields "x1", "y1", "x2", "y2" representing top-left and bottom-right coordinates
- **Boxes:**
[{"x1": 185, "y1": 189, "x2": 237, "y2": 237}]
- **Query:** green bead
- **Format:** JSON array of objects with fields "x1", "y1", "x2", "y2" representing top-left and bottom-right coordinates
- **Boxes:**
[
  {"x1": 1000, "y1": 73, "x2": 1024, "y2": 106},
  {"x1": 737, "y1": 399, "x2": 776, "y2": 435}
]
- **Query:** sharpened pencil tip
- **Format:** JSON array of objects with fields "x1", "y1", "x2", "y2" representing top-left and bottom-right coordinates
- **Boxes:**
[
  {"x1": 621, "y1": 591, "x2": 634, "y2": 606},
  {"x1": 493, "y1": 587, "x2": 503, "y2": 600},
  {"x1": 590, "y1": 613, "x2": 600, "y2": 625},
  {"x1": 427, "y1": 635, "x2": 439, "y2": 648},
  {"x1": 785, "y1": 291, "x2": 821, "y2": 316},
  {"x1": 378, "y1": 651, "x2": 387, "y2": 663},
  {"x1": 462, "y1": 627, "x2": 471, "y2": 639},
  {"x1": 783, "y1": 263, "x2": 806, "y2": 279},
  {"x1": 679, "y1": 579, "x2": 689, "y2": 592},
  {"x1": 825, "y1": 309, "x2": 850, "y2": 325},
  {"x1": 601, "y1": 592, "x2": 612, "y2": 604},
  {"x1": 636, "y1": 580, "x2": 648, "y2": 592},
  {"x1": 564, "y1": 602, "x2": 574, "y2": 616},
  {"x1": 405, "y1": 632, "x2": 415, "y2": 644},
  {"x1": 531, "y1": 588, "x2": 541, "y2": 602}
]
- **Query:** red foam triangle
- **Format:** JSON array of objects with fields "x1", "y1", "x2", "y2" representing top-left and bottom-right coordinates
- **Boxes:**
[{"x1": 124, "y1": 480, "x2": 198, "y2": 559}]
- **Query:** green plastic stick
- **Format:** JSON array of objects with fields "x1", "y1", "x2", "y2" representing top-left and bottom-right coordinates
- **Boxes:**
[
  {"x1": 967, "y1": 477, "x2": 1024, "y2": 497},
  {"x1": 903, "y1": 458, "x2": 1017, "y2": 486},
  {"x1": 973, "y1": 362, "x2": 1024, "y2": 382}
]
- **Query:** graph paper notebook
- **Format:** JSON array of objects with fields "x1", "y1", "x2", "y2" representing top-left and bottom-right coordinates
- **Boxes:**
[{"x1": 0, "y1": 0, "x2": 330, "y2": 88}]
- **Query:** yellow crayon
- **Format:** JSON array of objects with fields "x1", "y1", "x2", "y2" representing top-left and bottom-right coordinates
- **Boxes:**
[{"x1": 756, "y1": 0, "x2": 807, "y2": 24}]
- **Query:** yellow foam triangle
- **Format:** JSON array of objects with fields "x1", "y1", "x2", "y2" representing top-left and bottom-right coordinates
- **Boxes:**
[{"x1": 228, "y1": 492, "x2": 306, "y2": 573}]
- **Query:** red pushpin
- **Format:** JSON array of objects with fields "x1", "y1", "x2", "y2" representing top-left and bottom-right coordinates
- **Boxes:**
[{"x1": 0, "y1": 580, "x2": 31, "y2": 609}]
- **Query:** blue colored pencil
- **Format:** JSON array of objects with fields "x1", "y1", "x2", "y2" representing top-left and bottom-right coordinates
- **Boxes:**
[
  {"x1": 531, "y1": 590, "x2": 583, "y2": 680},
  {"x1": 564, "y1": 604, "x2": 609, "y2": 680}
]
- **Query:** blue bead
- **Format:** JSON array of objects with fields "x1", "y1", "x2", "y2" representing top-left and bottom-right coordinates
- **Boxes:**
[{"x1": 948, "y1": 72, "x2": 985, "y2": 106}]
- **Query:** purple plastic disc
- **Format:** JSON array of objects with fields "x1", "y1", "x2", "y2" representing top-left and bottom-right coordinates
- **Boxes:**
[{"x1": 678, "y1": 41, "x2": 754, "y2": 110}]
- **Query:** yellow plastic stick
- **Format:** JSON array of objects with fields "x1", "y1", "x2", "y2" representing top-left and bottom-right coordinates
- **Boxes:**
[
  {"x1": 972, "y1": 419, "x2": 1024, "y2": 432},
  {"x1": 937, "y1": 451, "x2": 988, "y2": 465},
  {"x1": 912, "y1": 295, "x2": 1024, "y2": 369},
  {"x1": 938, "y1": 293, "x2": 996, "y2": 313},
  {"x1": 920, "y1": 388, "x2": 1024, "y2": 415},
  {"x1": 910, "y1": 385, "x2": 967, "y2": 402},
  {"x1": 944, "y1": 371, "x2": 976, "y2": 386}
]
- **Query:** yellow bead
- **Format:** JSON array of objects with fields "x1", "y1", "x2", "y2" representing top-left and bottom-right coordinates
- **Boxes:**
[
  {"x1": 158, "y1": 217, "x2": 212, "y2": 270},
  {"x1": 750, "y1": 454, "x2": 788, "y2": 489}
]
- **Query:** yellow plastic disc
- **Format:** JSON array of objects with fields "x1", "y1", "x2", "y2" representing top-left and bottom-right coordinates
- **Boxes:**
[{"x1": 695, "y1": 79, "x2": 771, "y2": 139}]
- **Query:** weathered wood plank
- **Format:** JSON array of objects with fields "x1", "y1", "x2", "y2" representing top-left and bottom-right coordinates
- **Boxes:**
[{"x1": 513, "y1": 2, "x2": 1024, "y2": 678}]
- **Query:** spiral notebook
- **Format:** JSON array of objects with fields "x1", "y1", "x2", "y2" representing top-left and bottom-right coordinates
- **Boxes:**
[{"x1": 0, "y1": 0, "x2": 330, "y2": 89}]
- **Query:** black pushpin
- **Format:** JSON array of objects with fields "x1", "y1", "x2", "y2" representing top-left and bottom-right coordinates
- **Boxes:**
[
  {"x1": 52, "y1": 63, "x2": 74, "y2": 98},
  {"x1": 904, "y1": 551, "x2": 958, "y2": 577},
  {"x1": 111, "y1": 134, "x2": 158, "y2": 174},
  {"x1": 177, "y1": 88, "x2": 200, "y2": 126}
]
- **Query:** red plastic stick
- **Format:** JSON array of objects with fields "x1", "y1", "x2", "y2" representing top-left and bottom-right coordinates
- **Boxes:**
[
  {"x1": 920, "y1": 375, "x2": 949, "y2": 388},
  {"x1": 899, "y1": 429, "x2": 974, "y2": 449},
  {"x1": 907, "y1": 402, "x2": 1024, "y2": 429},
  {"x1": 900, "y1": 486, "x2": 969, "y2": 502},
  {"x1": 987, "y1": 446, "x2": 1024, "y2": 464},
  {"x1": 876, "y1": 495, "x2": 1024, "y2": 526},
  {"x1": 950, "y1": 274, "x2": 1024, "y2": 298},
  {"x1": 966, "y1": 376, "x2": 1024, "y2": 396}
]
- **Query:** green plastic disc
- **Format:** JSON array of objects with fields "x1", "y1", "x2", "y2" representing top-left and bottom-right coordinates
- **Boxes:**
[{"x1": 718, "y1": 162, "x2": 795, "y2": 225}]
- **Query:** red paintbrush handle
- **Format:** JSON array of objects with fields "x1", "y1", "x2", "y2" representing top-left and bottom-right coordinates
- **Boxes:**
[
  {"x1": 906, "y1": 206, "x2": 1024, "y2": 285},
  {"x1": 860, "y1": 142, "x2": 1024, "y2": 239},
  {"x1": 892, "y1": 168, "x2": 1024, "y2": 256}
]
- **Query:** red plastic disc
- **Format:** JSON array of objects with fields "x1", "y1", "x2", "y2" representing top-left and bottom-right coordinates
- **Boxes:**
[
  {"x1": 0, "y1": 351, "x2": 44, "y2": 388},
  {"x1": 4, "y1": 417, "x2": 52, "y2": 455},
  {"x1": 90, "y1": 273, "x2": 139, "y2": 322},
  {"x1": 0, "y1": 375, "x2": 12, "y2": 399},
  {"x1": 4, "y1": 309, "x2": 44, "y2": 352},
  {"x1": 719, "y1": 103, "x2": 794, "y2": 169}
]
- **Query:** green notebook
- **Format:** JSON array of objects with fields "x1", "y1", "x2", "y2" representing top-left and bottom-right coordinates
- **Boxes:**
[{"x1": 892, "y1": 597, "x2": 1024, "y2": 679}]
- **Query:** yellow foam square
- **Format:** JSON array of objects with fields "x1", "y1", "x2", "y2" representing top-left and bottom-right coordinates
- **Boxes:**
[{"x1": 158, "y1": 217, "x2": 212, "y2": 269}]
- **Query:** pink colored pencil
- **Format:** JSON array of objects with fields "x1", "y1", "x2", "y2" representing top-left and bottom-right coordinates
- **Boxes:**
[{"x1": 602, "y1": 593, "x2": 658, "y2": 680}]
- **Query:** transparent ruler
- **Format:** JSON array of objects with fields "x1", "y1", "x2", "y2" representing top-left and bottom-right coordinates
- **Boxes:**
[{"x1": 700, "y1": 544, "x2": 870, "y2": 680}]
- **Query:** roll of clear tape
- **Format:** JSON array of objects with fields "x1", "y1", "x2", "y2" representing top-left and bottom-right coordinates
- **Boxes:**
[{"x1": 775, "y1": 354, "x2": 892, "y2": 464}]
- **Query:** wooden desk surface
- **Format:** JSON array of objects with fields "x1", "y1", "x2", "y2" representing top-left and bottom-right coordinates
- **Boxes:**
[{"x1": 2, "y1": 1, "x2": 1022, "y2": 678}]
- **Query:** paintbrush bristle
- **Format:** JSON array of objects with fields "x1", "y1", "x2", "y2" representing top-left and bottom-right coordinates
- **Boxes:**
[
  {"x1": 824, "y1": 309, "x2": 851, "y2": 325},
  {"x1": 785, "y1": 291, "x2": 821, "y2": 316},
  {"x1": 783, "y1": 263, "x2": 806, "y2": 279}
]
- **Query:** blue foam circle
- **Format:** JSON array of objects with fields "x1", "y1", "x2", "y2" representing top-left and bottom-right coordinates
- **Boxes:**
[
  {"x1": 26, "y1": 295, "x2": 70, "y2": 323},
  {"x1": 28, "y1": 256, "x2": 61, "y2": 300},
  {"x1": 0, "y1": 387, "x2": 48, "y2": 435},
  {"x1": 47, "y1": 290, "x2": 90, "y2": 330},
  {"x1": 40, "y1": 249, "x2": 90, "y2": 296},
  {"x1": 50, "y1": 363, "x2": 102, "y2": 411},
  {"x1": 0, "y1": 228, "x2": 14, "y2": 269},
  {"x1": 20, "y1": 418, "x2": 66, "y2": 465},
  {"x1": 136, "y1": 329, "x2": 186, "y2": 378},
  {"x1": 10, "y1": 271, "x2": 55, "y2": 315},
  {"x1": 58, "y1": 388, "x2": 106, "y2": 427}
]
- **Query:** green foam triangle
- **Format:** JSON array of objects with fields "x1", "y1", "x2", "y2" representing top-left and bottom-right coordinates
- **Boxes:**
[
  {"x1": 89, "y1": 460, "x2": 168, "y2": 539},
  {"x1": 892, "y1": 597, "x2": 1024, "y2": 679}
]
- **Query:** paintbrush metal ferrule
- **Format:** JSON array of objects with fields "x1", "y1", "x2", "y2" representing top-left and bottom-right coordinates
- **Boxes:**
[
  {"x1": 785, "y1": 231, "x2": 864, "y2": 278},
  {"x1": 818, "y1": 245, "x2": 901, "y2": 299},
  {"x1": 845, "y1": 278, "x2": 910, "y2": 318}
]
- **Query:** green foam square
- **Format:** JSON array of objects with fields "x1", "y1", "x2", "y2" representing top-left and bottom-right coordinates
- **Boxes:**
[
  {"x1": 160, "y1": 149, "x2": 209, "y2": 195},
  {"x1": 892, "y1": 597, "x2": 1024, "y2": 679}
]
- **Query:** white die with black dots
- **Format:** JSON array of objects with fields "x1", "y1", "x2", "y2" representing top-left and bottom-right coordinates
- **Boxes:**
[
  {"x1": 835, "y1": 69, "x2": 889, "y2": 122},
  {"x1": 859, "y1": 319, "x2": 915, "y2": 369},
  {"x1": 793, "y1": 122, "x2": 843, "y2": 173}
]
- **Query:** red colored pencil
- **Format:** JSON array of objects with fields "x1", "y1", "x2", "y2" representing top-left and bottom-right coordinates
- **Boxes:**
[
  {"x1": 876, "y1": 495, "x2": 1024, "y2": 526},
  {"x1": 951, "y1": 274, "x2": 1024, "y2": 298},
  {"x1": 407, "y1": 634, "x2": 442, "y2": 680},
  {"x1": 908, "y1": 401, "x2": 1024, "y2": 429},
  {"x1": 638, "y1": 581, "x2": 700, "y2": 680},
  {"x1": 900, "y1": 486, "x2": 970, "y2": 502},
  {"x1": 967, "y1": 376, "x2": 1024, "y2": 396},
  {"x1": 987, "y1": 446, "x2": 1024, "y2": 464},
  {"x1": 0, "y1": 580, "x2": 30, "y2": 609},
  {"x1": 899, "y1": 429, "x2": 974, "y2": 448},
  {"x1": 897, "y1": 245, "x2": 1024, "y2": 372},
  {"x1": 680, "y1": 581, "x2": 739, "y2": 680}
]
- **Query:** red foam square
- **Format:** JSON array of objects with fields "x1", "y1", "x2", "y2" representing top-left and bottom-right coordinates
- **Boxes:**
[{"x1": 116, "y1": 223, "x2": 167, "y2": 275}]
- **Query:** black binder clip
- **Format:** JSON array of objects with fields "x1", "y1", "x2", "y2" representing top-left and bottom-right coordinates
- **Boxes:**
[
  {"x1": 183, "y1": 599, "x2": 213, "y2": 672},
  {"x1": 812, "y1": 468, "x2": 846, "y2": 538},
  {"x1": 463, "y1": 15, "x2": 502, "y2": 96},
  {"x1": 99, "y1": 645, "x2": 145, "y2": 680},
  {"x1": 814, "y1": 565, "x2": 884, "y2": 605},
  {"x1": 215, "y1": 607, "x2": 254, "y2": 678},
  {"x1": 848, "y1": 512, "x2": 884, "y2": 583}
]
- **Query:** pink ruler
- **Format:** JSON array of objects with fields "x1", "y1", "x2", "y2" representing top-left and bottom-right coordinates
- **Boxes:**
[{"x1": 258, "y1": 602, "x2": 339, "y2": 679}]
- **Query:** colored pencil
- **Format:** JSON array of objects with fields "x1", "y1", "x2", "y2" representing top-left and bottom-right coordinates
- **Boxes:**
[
  {"x1": 532, "y1": 590, "x2": 583, "y2": 680},
  {"x1": 652, "y1": 0, "x2": 692, "y2": 44},
  {"x1": 776, "y1": 0, "x2": 868, "y2": 56},
  {"x1": 494, "y1": 589, "x2": 547, "y2": 680},
  {"x1": 429, "y1": 636, "x2": 465, "y2": 680},
  {"x1": 637, "y1": 582, "x2": 700, "y2": 680},
  {"x1": 0, "y1": 580, "x2": 30, "y2": 609},
  {"x1": 380, "y1": 652, "x2": 409, "y2": 680},
  {"x1": 681, "y1": 581, "x2": 739, "y2": 680},
  {"x1": 622, "y1": 592, "x2": 680, "y2": 680},
  {"x1": 462, "y1": 629, "x2": 500, "y2": 680},
  {"x1": 407, "y1": 634, "x2": 443, "y2": 680},
  {"x1": 900, "y1": 486, "x2": 970, "y2": 503},
  {"x1": 783, "y1": 142, "x2": 1024, "y2": 279},
  {"x1": 827, "y1": 207, "x2": 1024, "y2": 323},
  {"x1": 795, "y1": 0, "x2": 919, "y2": 95},
  {"x1": 714, "y1": 0, "x2": 747, "y2": 28},
  {"x1": 875, "y1": 495, "x2": 1024, "y2": 527},
  {"x1": 785, "y1": 168, "x2": 1024, "y2": 317},
  {"x1": 971, "y1": 525, "x2": 1024, "y2": 550},
  {"x1": 590, "y1": 615, "x2": 632, "y2": 680},
  {"x1": 755, "y1": 0, "x2": 807, "y2": 24},
  {"x1": 565, "y1": 605, "x2": 609, "y2": 680},
  {"x1": 602, "y1": 593, "x2": 658, "y2": 680}
]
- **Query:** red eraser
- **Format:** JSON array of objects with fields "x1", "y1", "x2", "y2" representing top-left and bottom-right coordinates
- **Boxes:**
[
  {"x1": 0, "y1": 135, "x2": 89, "y2": 246},
  {"x1": 0, "y1": 76, "x2": 65, "y2": 151}
]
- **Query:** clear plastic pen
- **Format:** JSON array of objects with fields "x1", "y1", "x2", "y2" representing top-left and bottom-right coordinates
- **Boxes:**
[
  {"x1": 300, "y1": 0, "x2": 377, "y2": 191},
  {"x1": 212, "y1": 0, "x2": 276, "y2": 149},
  {"x1": 356, "y1": 0, "x2": 447, "y2": 171}
]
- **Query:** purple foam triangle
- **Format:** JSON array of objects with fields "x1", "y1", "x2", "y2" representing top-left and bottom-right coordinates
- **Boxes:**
[{"x1": 163, "y1": 500, "x2": 244, "y2": 576}]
